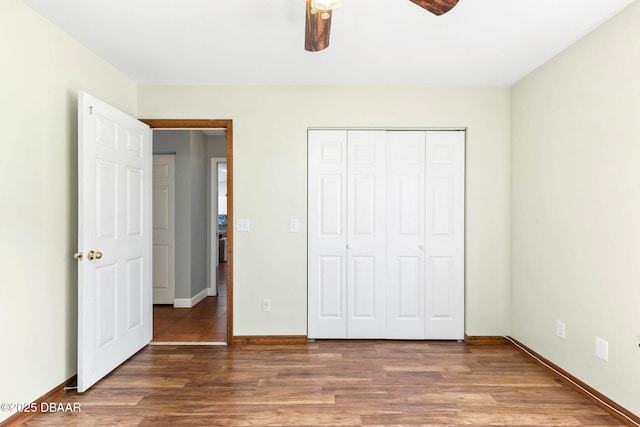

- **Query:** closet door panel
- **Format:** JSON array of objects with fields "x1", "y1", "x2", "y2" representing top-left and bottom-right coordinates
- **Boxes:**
[
  {"x1": 317, "y1": 256, "x2": 344, "y2": 317},
  {"x1": 425, "y1": 131, "x2": 465, "y2": 339},
  {"x1": 386, "y1": 131, "x2": 426, "y2": 339},
  {"x1": 347, "y1": 130, "x2": 386, "y2": 338},
  {"x1": 308, "y1": 130, "x2": 348, "y2": 338},
  {"x1": 396, "y1": 256, "x2": 422, "y2": 317},
  {"x1": 351, "y1": 255, "x2": 376, "y2": 316}
]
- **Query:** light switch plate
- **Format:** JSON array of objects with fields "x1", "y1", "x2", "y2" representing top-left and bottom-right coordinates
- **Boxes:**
[
  {"x1": 556, "y1": 320, "x2": 566, "y2": 339},
  {"x1": 595, "y1": 337, "x2": 608, "y2": 361},
  {"x1": 290, "y1": 218, "x2": 299, "y2": 233},
  {"x1": 236, "y1": 218, "x2": 250, "y2": 232}
]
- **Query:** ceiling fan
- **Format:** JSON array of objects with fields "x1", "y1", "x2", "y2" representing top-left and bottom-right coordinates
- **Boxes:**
[{"x1": 305, "y1": 0, "x2": 460, "y2": 52}]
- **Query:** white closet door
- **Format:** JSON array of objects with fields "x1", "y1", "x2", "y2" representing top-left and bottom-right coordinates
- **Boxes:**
[
  {"x1": 386, "y1": 131, "x2": 427, "y2": 339},
  {"x1": 346, "y1": 131, "x2": 387, "y2": 338},
  {"x1": 308, "y1": 130, "x2": 348, "y2": 338},
  {"x1": 308, "y1": 128, "x2": 465, "y2": 341},
  {"x1": 425, "y1": 131, "x2": 465, "y2": 339}
]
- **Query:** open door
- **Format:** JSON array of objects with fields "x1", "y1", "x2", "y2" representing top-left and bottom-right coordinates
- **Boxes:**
[{"x1": 75, "y1": 92, "x2": 152, "y2": 392}]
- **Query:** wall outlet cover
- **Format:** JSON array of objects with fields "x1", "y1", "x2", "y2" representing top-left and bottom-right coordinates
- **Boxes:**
[
  {"x1": 595, "y1": 337, "x2": 608, "y2": 361},
  {"x1": 556, "y1": 320, "x2": 566, "y2": 339}
]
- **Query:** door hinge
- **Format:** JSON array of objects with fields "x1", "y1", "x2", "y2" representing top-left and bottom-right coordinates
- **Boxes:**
[{"x1": 89, "y1": 106, "x2": 93, "y2": 115}]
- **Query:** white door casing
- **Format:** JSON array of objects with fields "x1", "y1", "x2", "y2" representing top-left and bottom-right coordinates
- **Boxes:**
[
  {"x1": 307, "y1": 130, "x2": 348, "y2": 338},
  {"x1": 152, "y1": 154, "x2": 176, "y2": 304},
  {"x1": 77, "y1": 92, "x2": 152, "y2": 392}
]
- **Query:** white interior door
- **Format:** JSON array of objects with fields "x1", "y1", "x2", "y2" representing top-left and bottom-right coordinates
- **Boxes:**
[
  {"x1": 346, "y1": 131, "x2": 386, "y2": 338},
  {"x1": 77, "y1": 92, "x2": 152, "y2": 392},
  {"x1": 424, "y1": 130, "x2": 465, "y2": 339},
  {"x1": 386, "y1": 131, "x2": 427, "y2": 339},
  {"x1": 308, "y1": 130, "x2": 348, "y2": 338},
  {"x1": 153, "y1": 154, "x2": 175, "y2": 304}
]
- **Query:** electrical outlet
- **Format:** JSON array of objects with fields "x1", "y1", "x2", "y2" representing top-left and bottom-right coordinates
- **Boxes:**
[
  {"x1": 556, "y1": 321, "x2": 566, "y2": 339},
  {"x1": 595, "y1": 337, "x2": 608, "y2": 361},
  {"x1": 262, "y1": 298, "x2": 272, "y2": 312}
]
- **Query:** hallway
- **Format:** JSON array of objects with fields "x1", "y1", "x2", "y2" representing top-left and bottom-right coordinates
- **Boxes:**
[{"x1": 152, "y1": 263, "x2": 227, "y2": 343}]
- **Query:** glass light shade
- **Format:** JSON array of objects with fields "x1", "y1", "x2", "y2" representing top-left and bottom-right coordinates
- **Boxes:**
[{"x1": 314, "y1": 0, "x2": 342, "y2": 11}]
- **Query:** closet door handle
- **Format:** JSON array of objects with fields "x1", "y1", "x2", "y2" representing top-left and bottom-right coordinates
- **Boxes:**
[{"x1": 419, "y1": 244, "x2": 424, "y2": 251}]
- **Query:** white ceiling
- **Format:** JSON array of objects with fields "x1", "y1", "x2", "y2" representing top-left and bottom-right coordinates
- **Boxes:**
[{"x1": 23, "y1": 0, "x2": 635, "y2": 87}]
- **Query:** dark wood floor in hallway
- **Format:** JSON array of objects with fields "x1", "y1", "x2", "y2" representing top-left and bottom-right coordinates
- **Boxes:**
[
  {"x1": 23, "y1": 341, "x2": 626, "y2": 426},
  {"x1": 152, "y1": 263, "x2": 227, "y2": 343}
]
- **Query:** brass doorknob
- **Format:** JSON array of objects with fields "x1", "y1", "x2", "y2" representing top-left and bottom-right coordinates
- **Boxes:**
[
  {"x1": 73, "y1": 252, "x2": 83, "y2": 260},
  {"x1": 87, "y1": 251, "x2": 103, "y2": 260}
]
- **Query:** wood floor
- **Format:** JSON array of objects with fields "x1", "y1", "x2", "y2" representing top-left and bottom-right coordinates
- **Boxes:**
[
  {"x1": 23, "y1": 341, "x2": 625, "y2": 426},
  {"x1": 152, "y1": 263, "x2": 227, "y2": 343}
]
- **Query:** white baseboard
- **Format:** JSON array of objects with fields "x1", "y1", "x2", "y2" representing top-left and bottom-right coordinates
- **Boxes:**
[
  {"x1": 174, "y1": 288, "x2": 208, "y2": 308},
  {"x1": 207, "y1": 286, "x2": 218, "y2": 297}
]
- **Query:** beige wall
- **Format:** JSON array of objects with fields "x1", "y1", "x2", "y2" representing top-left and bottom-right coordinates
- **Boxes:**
[
  {"x1": 0, "y1": 0, "x2": 137, "y2": 422},
  {"x1": 138, "y1": 86, "x2": 512, "y2": 337},
  {"x1": 511, "y1": 1, "x2": 640, "y2": 415}
]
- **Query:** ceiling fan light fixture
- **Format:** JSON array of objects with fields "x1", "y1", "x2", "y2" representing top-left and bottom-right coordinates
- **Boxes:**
[{"x1": 305, "y1": 0, "x2": 340, "y2": 52}]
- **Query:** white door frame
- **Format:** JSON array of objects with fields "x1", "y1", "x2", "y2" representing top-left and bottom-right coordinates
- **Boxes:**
[{"x1": 209, "y1": 157, "x2": 227, "y2": 296}]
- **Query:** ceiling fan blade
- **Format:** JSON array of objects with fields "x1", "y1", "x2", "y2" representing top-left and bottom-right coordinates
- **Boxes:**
[
  {"x1": 305, "y1": 0, "x2": 332, "y2": 52},
  {"x1": 409, "y1": 0, "x2": 459, "y2": 16}
]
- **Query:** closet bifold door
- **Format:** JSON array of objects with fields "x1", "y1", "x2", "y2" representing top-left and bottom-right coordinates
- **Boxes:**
[
  {"x1": 424, "y1": 130, "x2": 465, "y2": 340},
  {"x1": 346, "y1": 130, "x2": 387, "y2": 338},
  {"x1": 308, "y1": 129, "x2": 465, "y2": 340},
  {"x1": 385, "y1": 131, "x2": 427, "y2": 339},
  {"x1": 308, "y1": 130, "x2": 348, "y2": 338}
]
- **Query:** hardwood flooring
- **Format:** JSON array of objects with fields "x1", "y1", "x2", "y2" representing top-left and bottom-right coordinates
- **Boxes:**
[
  {"x1": 152, "y1": 264, "x2": 227, "y2": 343},
  {"x1": 23, "y1": 341, "x2": 625, "y2": 426}
]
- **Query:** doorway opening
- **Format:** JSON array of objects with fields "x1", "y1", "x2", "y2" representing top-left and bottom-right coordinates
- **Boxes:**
[{"x1": 141, "y1": 119, "x2": 233, "y2": 345}]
